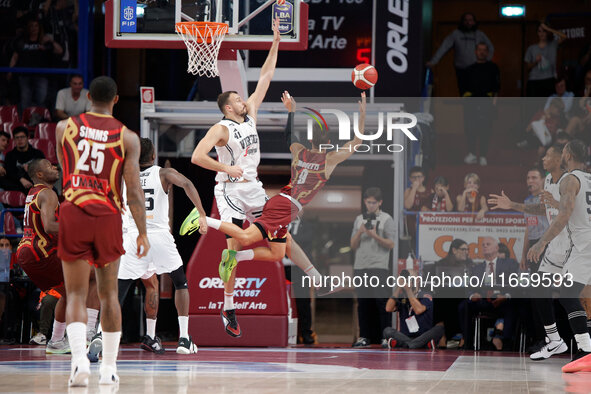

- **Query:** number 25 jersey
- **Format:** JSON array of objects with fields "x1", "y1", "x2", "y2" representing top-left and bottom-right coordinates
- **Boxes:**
[{"x1": 61, "y1": 112, "x2": 126, "y2": 216}]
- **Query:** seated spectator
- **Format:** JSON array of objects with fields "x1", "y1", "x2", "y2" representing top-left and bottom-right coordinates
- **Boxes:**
[
  {"x1": 8, "y1": 18, "x2": 62, "y2": 111},
  {"x1": 404, "y1": 166, "x2": 430, "y2": 242},
  {"x1": 55, "y1": 74, "x2": 91, "y2": 120},
  {"x1": 383, "y1": 269, "x2": 444, "y2": 349},
  {"x1": 422, "y1": 176, "x2": 454, "y2": 212},
  {"x1": 4, "y1": 126, "x2": 45, "y2": 194},
  {"x1": 544, "y1": 75, "x2": 574, "y2": 115},
  {"x1": 458, "y1": 236, "x2": 519, "y2": 350},
  {"x1": 564, "y1": 70, "x2": 591, "y2": 139},
  {"x1": 555, "y1": 131, "x2": 572, "y2": 145},
  {"x1": 518, "y1": 98, "x2": 566, "y2": 156},
  {"x1": 0, "y1": 131, "x2": 10, "y2": 190},
  {"x1": 456, "y1": 172, "x2": 488, "y2": 220},
  {"x1": 434, "y1": 239, "x2": 472, "y2": 348}
]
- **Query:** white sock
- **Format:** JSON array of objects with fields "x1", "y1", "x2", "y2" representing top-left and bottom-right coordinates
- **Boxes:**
[
  {"x1": 206, "y1": 217, "x2": 221, "y2": 230},
  {"x1": 575, "y1": 333, "x2": 591, "y2": 352},
  {"x1": 224, "y1": 291, "x2": 234, "y2": 311},
  {"x1": 102, "y1": 331, "x2": 121, "y2": 369},
  {"x1": 236, "y1": 249, "x2": 254, "y2": 262},
  {"x1": 86, "y1": 308, "x2": 99, "y2": 331},
  {"x1": 51, "y1": 320, "x2": 66, "y2": 342},
  {"x1": 146, "y1": 318, "x2": 156, "y2": 339},
  {"x1": 304, "y1": 266, "x2": 322, "y2": 283},
  {"x1": 66, "y1": 322, "x2": 87, "y2": 362},
  {"x1": 178, "y1": 316, "x2": 189, "y2": 340},
  {"x1": 544, "y1": 323, "x2": 560, "y2": 342}
]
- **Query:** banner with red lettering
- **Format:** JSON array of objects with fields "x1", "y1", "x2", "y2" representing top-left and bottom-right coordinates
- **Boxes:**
[{"x1": 417, "y1": 212, "x2": 527, "y2": 262}]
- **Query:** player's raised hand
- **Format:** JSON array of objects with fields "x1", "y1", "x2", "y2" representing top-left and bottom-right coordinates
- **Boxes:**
[
  {"x1": 488, "y1": 191, "x2": 512, "y2": 210},
  {"x1": 136, "y1": 233, "x2": 150, "y2": 258},
  {"x1": 359, "y1": 91, "x2": 366, "y2": 113},
  {"x1": 226, "y1": 165, "x2": 243, "y2": 179},
  {"x1": 281, "y1": 91, "x2": 296, "y2": 112},
  {"x1": 272, "y1": 17, "x2": 281, "y2": 42}
]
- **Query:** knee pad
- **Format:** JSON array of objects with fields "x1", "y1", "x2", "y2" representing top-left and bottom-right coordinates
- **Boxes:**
[{"x1": 169, "y1": 266, "x2": 188, "y2": 290}]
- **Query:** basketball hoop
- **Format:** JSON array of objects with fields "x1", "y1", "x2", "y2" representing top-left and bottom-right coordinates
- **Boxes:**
[{"x1": 175, "y1": 21, "x2": 229, "y2": 78}]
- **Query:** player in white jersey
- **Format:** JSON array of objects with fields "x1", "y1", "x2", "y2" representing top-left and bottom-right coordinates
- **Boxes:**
[
  {"x1": 527, "y1": 140, "x2": 591, "y2": 373},
  {"x1": 489, "y1": 144, "x2": 570, "y2": 360},
  {"x1": 191, "y1": 20, "x2": 324, "y2": 338},
  {"x1": 119, "y1": 138, "x2": 207, "y2": 354}
]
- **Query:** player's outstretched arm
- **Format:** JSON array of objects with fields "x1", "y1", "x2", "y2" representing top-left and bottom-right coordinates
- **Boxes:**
[
  {"x1": 191, "y1": 124, "x2": 243, "y2": 179},
  {"x1": 281, "y1": 91, "x2": 304, "y2": 154},
  {"x1": 527, "y1": 174, "x2": 578, "y2": 262},
  {"x1": 325, "y1": 92, "x2": 366, "y2": 176},
  {"x1": 38, "y1": 189, "x2": 59, "y2": 235},
  {"x1": 122, "y1": 128, "x2": 149, "y2": 257},
  {"x1": 55, "y1": 119, "x2": 68, "y2": 168},
  {"x1": 246, "y1": 18, "x2": 281, "y2": 115},
  {"x1": 161, "y1": 168, "x2": 207, "y2": 234},
  {"x1": 488, "y1": 190, "x2": 546, "y2": 215}
]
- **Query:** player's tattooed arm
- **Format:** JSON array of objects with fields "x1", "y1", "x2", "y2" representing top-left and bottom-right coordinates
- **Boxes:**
[
  {"x1": 123, "y1": 129, "x2": 150, "y2": 257},
  {"x1": 488, "y1": 191, "x2": 546, "y2": 215},
  {"x1": 38, "y1": 189, "x2": 59, "y2": 234}
]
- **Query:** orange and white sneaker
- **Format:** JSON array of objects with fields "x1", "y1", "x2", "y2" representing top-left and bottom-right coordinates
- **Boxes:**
[{"x1": 562, "y1": 351, "x2": 591, "y2": 373}]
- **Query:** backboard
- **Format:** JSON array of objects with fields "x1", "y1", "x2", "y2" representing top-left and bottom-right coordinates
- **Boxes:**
[{"x1": 105, "y1": 0, "x2": 308, "y2": 50}]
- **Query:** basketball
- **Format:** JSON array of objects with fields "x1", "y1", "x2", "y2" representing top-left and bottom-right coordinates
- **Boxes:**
[
  {"x1": 277, "y1": 0, "x2": 286, "y2": 4},
  {"x1": 351, "y1": 63, "x2": 378, "y2": 90}
]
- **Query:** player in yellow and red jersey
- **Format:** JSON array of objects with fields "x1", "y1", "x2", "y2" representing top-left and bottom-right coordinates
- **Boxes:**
[{"x1": 56, "y1": 76, "x2": 149, "y2": 388}]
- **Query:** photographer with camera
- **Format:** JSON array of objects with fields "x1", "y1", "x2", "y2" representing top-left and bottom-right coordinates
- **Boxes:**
[
  {"x1": 350, "y1": 187, "x2": 395, "y2": 348},
  {"x1": 383, "y1": 269, "x2": 444, "y2": 349}
]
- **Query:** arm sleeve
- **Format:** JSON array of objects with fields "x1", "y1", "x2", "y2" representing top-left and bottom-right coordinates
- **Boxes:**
[
  {"x1": 429, "y1": 31, "x2": 456, "y2": 65},
  {"x1": 284, "y1": 112, "x2": 297, "y2": 147},
  {"x1": 55, "y1": 90, "x2": 65, "y2": 111}
]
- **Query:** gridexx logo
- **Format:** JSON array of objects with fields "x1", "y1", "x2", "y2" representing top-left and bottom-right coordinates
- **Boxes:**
[{"x1": 302, "y1": 107, "x2": 417, "y2": 153}]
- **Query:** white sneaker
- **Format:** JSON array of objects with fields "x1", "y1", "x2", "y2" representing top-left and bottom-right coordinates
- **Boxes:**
[
  {"x1": 464, "y1": 153, "x2": 477, "y2": 164},
  {"x1": 86, "y1": 327, "x2": 97, "y2": 345},
  {"x1": 99, "y1": 365, "x2": 120, "y2": 385},
  {"x1": 530, "y1": 338, "x2": 568, "y2": 360},
  {"x1": 46, "y1": 337, "x2": 71, "y2": 354},
  {"x1": 479, "y1": 157, "x2": 487, "y2": 166},
  {"x1": 68, "y1": 357, "x2": 90, "y2": 387},
  {"x1": 29, "y1": 332, "x2": 46, "y2": 345}
]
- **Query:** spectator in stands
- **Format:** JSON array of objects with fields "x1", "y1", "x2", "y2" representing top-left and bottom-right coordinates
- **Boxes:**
[
  {"x1": 456, "y1": 172, "x2": 488, "y2": 220},
  {"x1": 383, "y1": 269, "x2": 444, "y2": 349},
  {"x1": 458, "y1": 236, "x2": 519, "y2": 350},
  {"x1": 0, "y1": 131, "x2": 10, "y2": 190},
  {"x1": 524, "y1": 22, "x2": 567, "y2": 97},
  {"x1": 404, "y1": 166, "x2": 430, "y2": 243},
  {"x1": 497, "y1": 242, "x2": 511, "y2": 259},
  {"x1": 462, "y1": 42, "x2": 499, "y2": 166},
  {"x1": 55, "y1": 74, "x2": 90, "y2": 120},
  {"x1": 422, "y1": 176, "x2": 453, "y2": 212},
  {"x1": 351, "y1": 187, "x2": 395, "y2": 348},
  {"x1": 517, "y1": 98, "x2": 566, "y2": 155},
  {"x1": 555, "y1": 131, "x2": 572, "y2": 145},
  {"x1": 564, "y1": 70, "x2": 591, "y2": 138},
  {"x1": 545, "y1": 75, "x2": 574, "y2": 115},
  {"x1": 520, "y1": 168, "x2": 549, "y2": 272},
  {"x1": 434, "y1": 238, "x2": 471, "y2": 348},
  {"x1": 427, "y1": 12, "x2": 494, "y2": 96},
  {"x1": 4, "y1": 126, "x2": 45, "y2": 193},
  {"x1": 8, "y1": 18, "x2": 63, "y2": 111}
]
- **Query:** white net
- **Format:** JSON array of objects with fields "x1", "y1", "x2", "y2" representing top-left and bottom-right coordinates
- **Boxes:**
[{"x1": 175, "y1": 22, "x2": 229, "y2": 78}]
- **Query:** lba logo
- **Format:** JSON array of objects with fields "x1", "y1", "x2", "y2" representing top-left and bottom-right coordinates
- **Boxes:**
[{"x1": 303, "y1": 108, "x2": 418, "y2": 153}]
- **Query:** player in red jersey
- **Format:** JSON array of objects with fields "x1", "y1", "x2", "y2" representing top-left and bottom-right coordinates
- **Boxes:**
[
  {"x1": 56, "y1": 76, "x2": 149, "y2": 388},
  {"x1": 185, "y1": 91, "x2": 365, "y2": 277},
  {"x1": 17, "y1": 159, "x2": 101, "y2": 354}
]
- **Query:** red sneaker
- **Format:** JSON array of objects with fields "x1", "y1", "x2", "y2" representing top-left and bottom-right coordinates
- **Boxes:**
[
  {"x1": 387, "y1": 338, "x2": 397, "y2": 349},
  {"x1": 562, "y1": 351, "x2": 591, "y2": 373}
]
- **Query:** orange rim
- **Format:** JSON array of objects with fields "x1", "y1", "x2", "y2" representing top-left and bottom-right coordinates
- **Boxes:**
[{"x1": 175, "y1": 21, "x2": 229, "y2": 42}]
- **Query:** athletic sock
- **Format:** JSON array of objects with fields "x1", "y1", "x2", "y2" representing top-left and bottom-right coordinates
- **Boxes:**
[
  {"x1": 206, "y1": 217, "x2": 221, "y2": 230},
  {"x1": 66, "y1": 322, "x2": 87, "y2": 362},
  {"x1": 544, "y1": 323, "x2": 561, "y2": 342},
  {"x1": 102, "y1": 331, "x2": 121, "y2": 369},
  {"x1": 178, "y1": 316, "x2": 189, "y2": 340},
  {"x1": 146, "y1": 318, "x2": 156, "y2": 339},
  {"x1": 304, "y1": 266, "x2": 323, "y2": 284},
  {"x1": 236, "y1": 250, "x2": 254, "y2": 262},
  {"x1": 224, "y1": 291, "x2": 234, "y2": 311},
  {"x1": 97, "y1": 322, "x2": 102, "y2": 334},
  {"x1": 86, "y1": 308, "x2": 99, "y2": 331},
  {"x1": 574, "y1": 333, "x2": 591, "y2": 352},
  {"x1": 51, "y1": 320, "x2": 66, "y2": 342}
]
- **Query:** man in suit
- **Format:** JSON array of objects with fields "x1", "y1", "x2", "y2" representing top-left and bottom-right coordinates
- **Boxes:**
[{"x1": 458, "y1": 236, "x2": 519, "y2": 350}]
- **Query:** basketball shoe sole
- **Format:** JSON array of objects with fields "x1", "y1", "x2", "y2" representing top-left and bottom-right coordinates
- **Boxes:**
[{"x1": 179, "y1": 208, "x2": 201, "y2": 236}]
